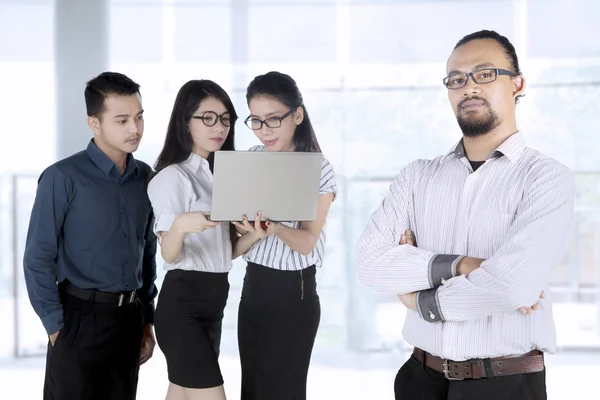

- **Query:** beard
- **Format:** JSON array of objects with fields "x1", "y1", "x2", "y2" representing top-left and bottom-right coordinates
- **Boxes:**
[{"x1": 456, "y1": 97, "x2": 500, "y2": 137}]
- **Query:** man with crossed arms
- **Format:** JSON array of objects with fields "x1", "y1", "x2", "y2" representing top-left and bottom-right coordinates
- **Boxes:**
[{"x1": 356, "y1": 30, "x2": 574, "y2": 400}]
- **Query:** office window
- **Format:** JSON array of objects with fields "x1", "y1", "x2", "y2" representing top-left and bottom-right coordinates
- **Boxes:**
[
  {"x1": 110, "y1": 1, "x2": 163, "y2": 63},
  {"x1": 350, "y1": 1, "x2": 515, "y2": 64},
  {"x1": 528, "y1": 0, "x2": 600, "y2": 59}
]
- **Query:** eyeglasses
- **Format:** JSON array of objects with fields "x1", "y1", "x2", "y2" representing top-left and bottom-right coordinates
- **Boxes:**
[
  {"x1": 191, "y1": 111, "x2": 234, "y2": 127},
  {"x1": 443, "y1": 68, "x2": 516, "y2": 90},
  {"x1": 244, "y1": 110, "x2": 294, "y2": 130}
]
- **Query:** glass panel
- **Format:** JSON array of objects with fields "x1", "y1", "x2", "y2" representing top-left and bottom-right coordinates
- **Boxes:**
[
  {"x1": 174, "y1": 4, "x2": 231, "y2": 63},
  {"x1": 248, "y1": 5, "x2": 337, "y2": 63},
  {"x1": 0, "y1": 2, "x2": 53, "y2": 62},
  {"x1": 518, "y1": 84, "x2": 600, "y2": 171},
  {"x1": 528, "y1": 0, "x2": 600, "y2": 58},
  {"x1": 343, "y1": 88, "x2": 457, "y2": 177},
  {"x1": 350, "y1": 1, "x2": 515, "y2": 64},
  {"x1": 110, "y1": 2, "x2": 163, "y2": 63}
]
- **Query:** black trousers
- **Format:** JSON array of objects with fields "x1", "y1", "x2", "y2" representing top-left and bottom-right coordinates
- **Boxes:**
[
  {"x1": 238, "y1": 263, "x2": 320, "y2": 400},
  {"x1": 394, "y1": 355, "x2": 547, "y2": 400},
  {"x1": 43, "y1": 290, "x2": 145, "y2": 400}
]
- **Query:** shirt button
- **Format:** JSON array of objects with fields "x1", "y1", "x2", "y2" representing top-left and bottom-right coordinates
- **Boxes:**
[{"x1": 429, "y1": 311, "x2": 436, "y2": 320}]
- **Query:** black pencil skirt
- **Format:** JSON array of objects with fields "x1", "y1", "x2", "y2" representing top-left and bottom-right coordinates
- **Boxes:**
[
  {"x1": 237, "y1": 262, "x2": 321, "y2": 400},
  {"x1": 154, "y1": 269, "x2": 230, "y2": 389}
]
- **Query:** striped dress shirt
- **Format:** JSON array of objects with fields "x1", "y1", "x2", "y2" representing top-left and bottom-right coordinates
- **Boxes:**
[
  {"x1": 356, "y1": 132, "x2": 575, "y2": 361},
  {"x1": 243, "y1": 145, "x2": 338, "y2": 271}
]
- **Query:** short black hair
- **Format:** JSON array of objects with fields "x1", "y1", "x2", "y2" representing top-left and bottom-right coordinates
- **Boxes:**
[
  {"x1": 454, "y1": 30, "x2": 521, "y2": 75},
  {"x1": 454, "y1": 30, "x2": 523, "y2": 103},
  {"x1": 85, "y1": 72, "x2": 141, "y2": 118}
]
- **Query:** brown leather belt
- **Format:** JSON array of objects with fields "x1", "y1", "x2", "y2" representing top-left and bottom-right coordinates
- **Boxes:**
[{"x1": 413, "y1": 348, "x2": 545, "y2": 380}]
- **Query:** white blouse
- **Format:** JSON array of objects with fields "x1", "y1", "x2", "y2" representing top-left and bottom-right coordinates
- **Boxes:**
[{"x1": 147, "y1": 153, "x2": 232, "y2": 273}]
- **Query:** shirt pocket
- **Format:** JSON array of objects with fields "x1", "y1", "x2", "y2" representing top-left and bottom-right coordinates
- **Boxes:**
[{"x1": 469, "y1": 206, "x2": 517, "y2": 252}]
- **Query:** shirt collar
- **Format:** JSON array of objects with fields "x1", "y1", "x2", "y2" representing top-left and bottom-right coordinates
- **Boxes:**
[
  {"x1": 447, "y1": 131, "x2": 527, "y2": 163},
  {"x1": 86, "y1": 139, "x2": 139, "y2": 178},
  {"x1": 494, "y1": 131, "x2": 527, "y2": 162},
  {"x1": 182, "y1": 152, "x2": 210, "y2": 173}
]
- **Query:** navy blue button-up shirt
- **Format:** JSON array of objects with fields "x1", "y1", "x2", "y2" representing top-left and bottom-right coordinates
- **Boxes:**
[{"x1": 23, "y1": 139, "x2": 158, "y2": 335}]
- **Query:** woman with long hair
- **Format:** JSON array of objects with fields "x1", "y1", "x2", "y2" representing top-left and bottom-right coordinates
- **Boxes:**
[
  {"x1": 148, "y1": 79, "x2": 237, "y2": 400},
  {"x1": 233, "y1": 71, "x2": 338, "y2": 400}
]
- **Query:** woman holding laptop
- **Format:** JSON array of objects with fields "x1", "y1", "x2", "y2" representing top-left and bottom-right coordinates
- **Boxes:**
[
  {"x1": 233, "y1": 71, "x2": 338, "y2": 400},
  {"x1": 147, "y1": 80, "x2": 237, "y2": 400}
]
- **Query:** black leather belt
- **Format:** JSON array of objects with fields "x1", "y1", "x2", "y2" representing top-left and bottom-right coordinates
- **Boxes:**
[{"x1": 64, "y1": 283, "x2": 137, "y2": 307}]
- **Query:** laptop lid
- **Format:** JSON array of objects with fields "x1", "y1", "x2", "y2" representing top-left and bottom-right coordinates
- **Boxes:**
[{"x1": 210, "y1": 151, "x2": 322, "y2": 222}]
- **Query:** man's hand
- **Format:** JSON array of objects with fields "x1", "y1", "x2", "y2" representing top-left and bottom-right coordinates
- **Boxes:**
[
  {"x1": 140, "y1": 324, "x2": 155, "y2": 365},
  {"x1": 397, "y1": 292, "x2": 417, "y2": 310},
  {"x1": 456, "y1": 256, "x2": 485, "y2": 275},
  {"x1": 49, "y1": 330, "x2": 60, "y2": 347},
  {"x1": 518, "y1": 291, "x2": 545, "y2": 315},
  {"x1": 400, "y1": 229, "x2": 486, "y2": 276},
  {"x1": 397, "y1": 230, "x2": 418, "y2": 310},
  {"x1": 398, "y1": 291, "x2": 546, "y2": 314},
  {"x1": 399, "y1": 229, "x2": 417, "y2": 246}
]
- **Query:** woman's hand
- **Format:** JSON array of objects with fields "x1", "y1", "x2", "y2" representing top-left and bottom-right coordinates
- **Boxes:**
[
  {"x1": 232, "y1": 211, "x2": 281, "y2": 239},
  {"x1": 173, "y1": 211, "x2": 220, "y2": 234}
]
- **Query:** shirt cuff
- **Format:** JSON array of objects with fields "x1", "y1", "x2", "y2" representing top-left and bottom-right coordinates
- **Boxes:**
[
  {"x1": 416, "y1": 288, "x2": 444, "y2": 323},
  {"x1": 428, "y1": 254, "x2": 462, "y2": 288},
  {"x1": 153, "y1": 213, "x2": 178, "y2": 236},
  {"x1": 451, "y1": 255, "x2": 465, "y2": 277},
  {"x1": 41, "y1": 309, "x2": 64, "y2": 336},
  {"x1": 319, "y1": 186, "x2": 338, "y2": 202},
  {"x1": 142, "y1": 301, "x2": 155, "y2": 325}
]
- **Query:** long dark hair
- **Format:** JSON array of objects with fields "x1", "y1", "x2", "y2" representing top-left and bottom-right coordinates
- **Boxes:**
[
  {"x1": 246, "y1": 71, "x2": 321, "y2": 152},
  {"x1": 153, "y1": 79, "x2": 238, "y2": 245},
  {"x1": 154, "y1": 79, "x2": 237, "y2": 173}
]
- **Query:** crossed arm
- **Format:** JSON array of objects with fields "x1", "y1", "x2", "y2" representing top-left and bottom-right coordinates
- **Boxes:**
[
  {"x1": 355, "y1": 163, "x2": 575, "y2": 323},
  {"x1": 396, "y1": 230, "x2": 545, "y2": 316}
]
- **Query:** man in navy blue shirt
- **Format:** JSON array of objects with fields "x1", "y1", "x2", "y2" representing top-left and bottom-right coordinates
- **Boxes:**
[{"x1": 23, "y1": 71, "x2": 158, "y2": 400}]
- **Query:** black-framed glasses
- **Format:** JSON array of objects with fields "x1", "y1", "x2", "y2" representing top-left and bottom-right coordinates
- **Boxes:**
[
  {"x1": 244, "y1": 110, "x2": 294, "y2": 130},
  {"x1": 443, "y1": 68, "x2": 516, "y2": 89},
  {"x1": 191, "y1": 111, "x2": 234, "y2": 127}
]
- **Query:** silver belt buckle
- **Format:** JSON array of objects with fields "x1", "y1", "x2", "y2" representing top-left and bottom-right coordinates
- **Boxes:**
[
  {"x1": 117, "y1": 291, "x2": 135, "y2": 307},
  {"x1": 443, "y1": 360, "x2": 463, "y2": 380}
]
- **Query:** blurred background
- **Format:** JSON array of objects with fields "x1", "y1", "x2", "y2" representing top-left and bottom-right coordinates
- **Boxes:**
[{"x1": 0, "y1": 0, "x2": 599, "y2": 398}]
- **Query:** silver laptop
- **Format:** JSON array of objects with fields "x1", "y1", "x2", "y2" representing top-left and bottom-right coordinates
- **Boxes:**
[{"x1": 210, "y1": 151, "x2": 322, "y2": 222}]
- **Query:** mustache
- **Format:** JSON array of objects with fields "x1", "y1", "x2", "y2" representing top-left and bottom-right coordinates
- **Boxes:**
[{"x1": 458, "y1": 96, "x2": 489, "y2": 110}]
